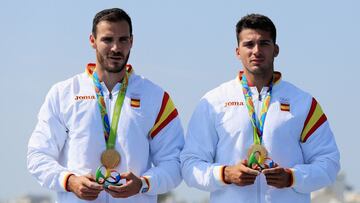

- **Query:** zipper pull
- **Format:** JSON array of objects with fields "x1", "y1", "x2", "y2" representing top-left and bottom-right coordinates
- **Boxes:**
[
  {"x1": 258, "y1": 94, "x2": 262, "y2": 101},
  {"x1": 109, "y1": 92, "x2": 112, "y2": 100}
]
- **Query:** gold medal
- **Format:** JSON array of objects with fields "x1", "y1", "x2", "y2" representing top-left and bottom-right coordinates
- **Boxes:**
[
  {"x1": 101, "y1": 149, "x2": 121, "y2": 169},
  {"x1": 247, "y1": 144, "x2": 268, "y2": 165}
]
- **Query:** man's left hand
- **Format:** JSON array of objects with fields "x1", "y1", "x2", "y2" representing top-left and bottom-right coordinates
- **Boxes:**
[
  {"x1": 262, "y1": 167, "x2": 292, "y2": 188},
  {"x1": 105, "y1": 172, "x2": 142, "y2": 198}
]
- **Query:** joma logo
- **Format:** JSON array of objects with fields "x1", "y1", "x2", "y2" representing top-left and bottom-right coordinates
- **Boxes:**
[
  {"x1": 224, "y1": 101, "x2": 244, "y2": 107},
  {"x1": 75, "y1": 95, "x2": 96, "y2": 100}
]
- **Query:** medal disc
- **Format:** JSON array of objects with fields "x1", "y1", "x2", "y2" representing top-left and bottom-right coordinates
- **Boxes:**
[
  {"x1": 247, "y1": 144, "x2": 268, "y2": 165},
  {"x1": 101, "y1": 149, "x2": 121, "y2": 169}
]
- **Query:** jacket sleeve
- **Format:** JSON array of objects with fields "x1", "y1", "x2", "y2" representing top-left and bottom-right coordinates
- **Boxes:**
[
  {"x1": 27, "y1": 85, "x2": 72, "y2": 192},
  {"x1": 180, "y1": 98, "x2": 228, "y2": 192},
  {"x1": 290, "y1": 98, "x2": 340, "y2": 193},
  {"x1": 142, "y1": 92, "x2": 185, "y2": 195}
]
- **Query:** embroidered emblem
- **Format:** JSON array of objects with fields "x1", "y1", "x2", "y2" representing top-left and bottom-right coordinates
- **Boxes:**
[
  {"x1": 130, "y1": 98, "x2": 140, "y2": 108},
  {"x1": 279, "y1": 98, "x2": 290, "y2": 112},
  {"x1": 280, "y1": 103, "x2": 290, "y2": 111}
]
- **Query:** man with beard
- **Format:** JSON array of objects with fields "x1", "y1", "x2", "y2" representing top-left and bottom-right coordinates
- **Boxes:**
[
  {"x1": 27, "y1": 8, "x2": 184, "y2": 203},
  {"x1": 180, "y1": 14, "x2": 340, "y2": 203}
]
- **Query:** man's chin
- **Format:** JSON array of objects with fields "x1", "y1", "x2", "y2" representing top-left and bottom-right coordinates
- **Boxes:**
[
  {"x1": 248, "y1": 66, "x2": 272, "y2": 75},
  {"x1": 104, "y1": 64, "x2": 126, "y2": 73}
]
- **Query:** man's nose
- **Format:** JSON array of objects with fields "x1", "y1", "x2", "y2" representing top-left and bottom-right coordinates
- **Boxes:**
[
  {"x1": 111, "y1": 41, "x2": 122, "y2": 52},
  {"x1": 253, "y1": 44, "x2": 260, "y2": 55}
]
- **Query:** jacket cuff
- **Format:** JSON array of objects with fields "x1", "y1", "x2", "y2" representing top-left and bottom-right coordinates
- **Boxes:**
[
  {"x1": 61, "y1": 172, "x2": 74, "y2": 192},
  {"x1": 213, "y1": 165, "x2": 230, "y2": 186},
  {"x1": 141, "y1": 176, "x2": 151, "y2": 193}
]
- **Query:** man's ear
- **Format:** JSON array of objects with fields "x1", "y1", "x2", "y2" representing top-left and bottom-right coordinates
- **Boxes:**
[
  {"x1": 129, "y1": 35, "x2": 134, "y2": 48},
  {"x1": 274, "y1": 44, "x2": 279, "y2": 57},
  {"x1": 90, "y1": 34, "x2": 96, "y2": 49},
  {"x1": 235, "y1": 47, "x2": 241, "y2": 60}
]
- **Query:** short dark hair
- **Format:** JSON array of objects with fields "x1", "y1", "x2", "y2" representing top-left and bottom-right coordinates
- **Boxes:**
[
  {"x1": 236, "y1": 14, "x2": 276, "y2": 44},
  {"x1": 92, "y1": 8, "x2": 132, "y2": 38}
]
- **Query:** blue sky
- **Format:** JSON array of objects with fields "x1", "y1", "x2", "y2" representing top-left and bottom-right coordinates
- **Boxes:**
[{"x1": 1, "y1": 1, "x2": 359, "y2": 202}]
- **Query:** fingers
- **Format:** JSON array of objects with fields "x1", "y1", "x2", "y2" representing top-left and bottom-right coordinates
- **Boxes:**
[
  {"x1": 106, "y1": 180, "x2": 139, "y2": 198},
  {"x1": 262, "y1": 167, "x2": 282, "y2": 174},
  {"x1": 239, "y1": 161, "x2": 260, "y2": 176},
  {"x1": 84, "y1": 173, "x2": 97, "y2": 182},
  {"x1": 82, "y1": 174, "x2": 103, "y2": 191},
  {"x1": 107, "y1": 179, "x2": 133, "y2": 191},
  {"x1": 68, "y1": 174, "x2": 104, "y2": 200},
  {"x1": 242, "y1": 166, "x2": 260, "y2": 176},
  {"x1": 240, "y1": 159, "x2": 248, "y2": 165},
  {"x1": 238, "y1": 171, "x2": 259, "y2": 179},
  {"x1": 80, "y1": 185, "x2": 103, "y2": 195},
  {"x1": 233, "y1": 176, "x2": 257, "y2": 186},
  {"x1": 79, "y1": 182, "x2": 103, "y2": 197},
  {"x1": 106, "y1": 182, "x2": 133, "y2": 198},
  {"x1": 106, "y1": 187, "x2": 128, "y2": 198},
  {"x1": 265, "y1": 178, "x2": 287, "y2": 188},
  {"x1": 119, "y1": 172, "x2": 133, "y2": 180},
  {"x1": 224, "y1": 161, "x2": 260, "y2": 186},
  {"x1": 105, "y1": 172, "x2": 141, "y2": 198},
  {"x1": 262, "y1": 168, "x2": 291, "y2": 188}
]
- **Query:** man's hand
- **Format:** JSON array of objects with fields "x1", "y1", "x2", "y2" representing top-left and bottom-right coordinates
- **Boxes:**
[
  {"x1": 224, "y1": 160, "x2": 260, "y2": 186},
  {"x1": 262, "y1": 167, "x2": 292, "y2": 188},
  {"x1": 67, "y1": 174, "x2": 103, "y2": 200},
  {"x1": 105, "y1": 172, "x2": 142, "y2": 198}
]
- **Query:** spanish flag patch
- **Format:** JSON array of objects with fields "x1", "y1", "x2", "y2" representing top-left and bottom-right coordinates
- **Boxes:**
[
  {"x1": 130, "y1": 98, "x2": 140, "y2": 108},
  {"x1": 280, "y1": 103, "x2": 290, "y2": 111}
]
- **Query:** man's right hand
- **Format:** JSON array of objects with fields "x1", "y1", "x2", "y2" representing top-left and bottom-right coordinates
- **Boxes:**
[
  {"x1": 67, "y1": 174, "x2": 104, "y2": 200},
  {"x1": 223, "y1": 160, "x2": 260, "y2": 186}
]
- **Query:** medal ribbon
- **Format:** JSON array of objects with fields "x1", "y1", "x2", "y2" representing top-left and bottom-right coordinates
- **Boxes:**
[
  {"x1": 241, "y1": 74, "x2": 273, "y2": 144},
  {"x1": 87, "y1": 64, "x2": 131, "y2": 149}
]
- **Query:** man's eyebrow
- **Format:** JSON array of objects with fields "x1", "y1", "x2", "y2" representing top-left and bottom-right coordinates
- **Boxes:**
[
  {"x1": 241, "y1": 39, "x2": 253, "y2": 43},
  {"x1": 260, "y1": 39, "x2": 272, "y2": 42}
]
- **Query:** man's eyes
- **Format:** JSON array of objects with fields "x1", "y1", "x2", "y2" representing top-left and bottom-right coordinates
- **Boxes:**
[
  {"x1": 243, "y1": 42, "x2": 254, "y2": 47},
  {"x1": 101, "y1": 37, "x2": 113, "y2": 43},
  {"x1": 101, "y1": 37, "x2": 130, "y2": 44},
  {"x1": 260, "y1": 41, "x2": 271, "y2": 46},
  {"x1": 242, "y1": 41, "x2": 271, "y2": 47},
  {"x1": 119, "y1": 37, "x2": 131, "y2": 43}
]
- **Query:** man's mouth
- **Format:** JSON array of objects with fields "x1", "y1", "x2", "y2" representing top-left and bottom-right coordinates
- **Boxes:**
[
  {"x1": 251, "y1": 58, "x2": 264, "y2": 64},
  {"x1": 109, "y1": 56, "x2": 123, "y2": 60}
]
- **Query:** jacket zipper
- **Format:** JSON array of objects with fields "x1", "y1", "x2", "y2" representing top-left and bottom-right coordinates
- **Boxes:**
[
  {"x1": 107, "y1": 91, "x2": 111, "y2": 203},
  {"x1": 108, "y1": 92, "x2": 112, "y2": 118},
  {"x1": 256, "y1": 92, "x2": 261, "y2": 203},
  {"x1": 257, "y1": 177, "x2": 261, "y2": 203},
  {"x1": 255, "y1": 92, "x2": 262, "y2": 124}
]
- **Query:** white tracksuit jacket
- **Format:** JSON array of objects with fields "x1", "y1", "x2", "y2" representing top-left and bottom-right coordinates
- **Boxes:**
[
  {"x1": 180, "y1": 72, "x2": 340, "y2": 203},
  {"x1": 27, "y1": 64, "x2": 184, "y2": 203}
]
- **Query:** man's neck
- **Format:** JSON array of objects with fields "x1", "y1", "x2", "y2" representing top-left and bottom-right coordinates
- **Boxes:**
[
  {"x1": 96, "y1": 66, "x2": 125, "y2": 93},
  {"x1": 243, "y1": 71, "x2": 273, "y2": 92}
]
